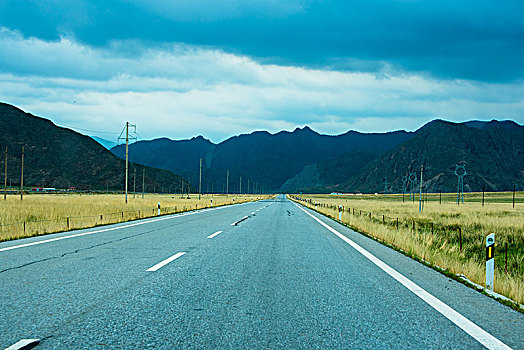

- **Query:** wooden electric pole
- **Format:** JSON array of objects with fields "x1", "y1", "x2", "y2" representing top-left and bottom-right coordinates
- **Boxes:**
[
  {"x1": 199, "y1": 158, "x2": 202, "y2": 200},
  {"x1": 142, "y1": 168, "x2": 145, "y2": 199},
  {"x1": 4, "y1": 146, "x2": 7, "y2": 200},
  {"x1": 226, "y1": 170, "x2": 229, "y2": 196},
  {"x1": 118, "y1": 122, "x2": 136, "y2": 203},
  {"x1": 20, "y1": 146, "x2": 24, "y2": 201},
  {"x1": 133, "y1": 168, "x2": 136, "y2": 198}
]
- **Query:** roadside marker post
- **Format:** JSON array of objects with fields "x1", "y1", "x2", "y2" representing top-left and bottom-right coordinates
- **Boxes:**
[
  {"x1": 486, "y1": 233, "x2": 495, "y2": 291},
  {"x1": 338, "y1": 205, "x2": 342, "y2": 220},
  {"x1": 158, "y1": 202, "x2": 161, "y2": 216}
]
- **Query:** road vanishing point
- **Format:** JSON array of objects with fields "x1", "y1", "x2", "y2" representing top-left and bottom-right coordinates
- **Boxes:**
[{"x1": 0, "y1": 195, "x2": 522, "y2": 349}]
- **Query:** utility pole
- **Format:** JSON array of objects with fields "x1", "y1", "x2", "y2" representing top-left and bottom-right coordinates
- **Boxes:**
[
  {"x1": 513, "y1": 184, "x2": 516, "y2": 209},
  {"x1": 226, "y1": 170, "x2": 229, "y2": 196},
  {"x1": 455, "y1": 165, "x2": 466, "y2": 205},
  {"x1": 4, "y1": 146, "x2": 7, "y2": 200},
  {"x1": 239, "y1": 176, "x2": 242, "y2": 194},
  {"x1": 199, "y1": 158, "x2": 202, "y2": 200},
  {"x1": 402, "y1": 176, "x2": 407, "y2": 203},
  {"x1": 20, "y1": 146, "x2": 24, "y2": 201},
  {"x1": 118, "y1": 122, "x2": 136, "y2": 204},
  {"x1": 133, "y1": 168, "x2": 136, "y2": 198},
  {"x1": 409, "y1": 172, "x2": 416, "y2": 203},
  {"x1": 419, "y1": 165, "x2": 424, "y2": 212},
  {"x1": 125, "y1": 123, "x2": 129, "y2": 203},
  {"x1": 142, "y1": 169, "x2": 145, "y2": 199}
]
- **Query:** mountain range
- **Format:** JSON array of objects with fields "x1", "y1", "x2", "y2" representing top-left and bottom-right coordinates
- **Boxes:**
[
  {"x1": 111, "y1": 127, "x2": 413, "y2": 193},
  {"x1": 0, "y1": 103, "x2": 190, "y2": 192},
  {"x1": 111, "y1": 119, "x2": 523, "y2": 193},
  {"x1": 2, "y1": 101, "x2": 521, "y2": 194}
]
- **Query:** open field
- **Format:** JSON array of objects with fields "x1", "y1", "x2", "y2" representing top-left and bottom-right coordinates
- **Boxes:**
[
  {"x1": 0, "y1": 193, "x2": 271, "y2": 242},
  {"x1": 291, "y1": 192, "x2": 524, "y2": 305}
]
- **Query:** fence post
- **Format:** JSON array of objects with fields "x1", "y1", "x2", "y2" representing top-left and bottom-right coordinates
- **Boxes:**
[
  {"x1": 412, "y1": 220, "x2": 415, "y2": 233},
  {"x1": 382, "y1": 215, "x2": 385, "y2": 224},
  {"x1": 369, "y1": 212, "x2": 371, "y2": 220},
  {"x1": 67, "y1": 217, "x2": 70, "y2": 229},
  {"x1": 100, "y1": 215, "x2": 103, "y2": 221},
  {"x1": 24, "y1": 221, "x2": 26, "y2": 234},
  {"x1": 396, "y1": 218, "x2": 398, "y2": 230},
  {"x1": 431, "y1": 222, "x2": 434, "y2": 234},
  {"x1": 505, "y1": 242, "x2": 508, "y2": 274},
  {"x1": 459, "y1": 227, "x2": 462, "y2": 253},
  {"x1": 122, "y1": 212, "x2": 124, "y2": 218}
]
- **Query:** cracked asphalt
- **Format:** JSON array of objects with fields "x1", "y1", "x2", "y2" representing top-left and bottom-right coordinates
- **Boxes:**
[{"x1": 0, "y1": 195, "x2": 522, "y2": 349}]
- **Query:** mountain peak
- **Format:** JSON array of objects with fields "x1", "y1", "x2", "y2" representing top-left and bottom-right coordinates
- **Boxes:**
[{"x1": 292, "y1": 125, "x2": 316, "y2": 134}]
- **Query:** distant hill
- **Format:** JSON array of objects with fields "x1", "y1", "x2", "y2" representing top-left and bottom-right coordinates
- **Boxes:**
[
  {"x1": 0, "y1": 103, "x2": 190, "y2": 192},
  {"x1": 91, "y1": 136, "x2": 117, "y2": 150},
  {"x1": 279, "y1": 150, "x2": 379, "y2": 193},
  {"x1": 111, "y1": 127, "x2": 413, "y2": 193},
  {"x1": 337, "y1": 120, "x2": 524, "y2": 193},
  {"x1": 463, "y1": 120, "x2": 521, "y2": 132}
]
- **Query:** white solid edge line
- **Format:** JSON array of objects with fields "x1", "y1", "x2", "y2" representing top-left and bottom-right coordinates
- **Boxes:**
[
  {"x1": 207, "y1": 231, "x2": 223, "y2": 239},
  {"x1": 0, "y1": 202, "x2": 243, "y2": 253},
  {"x1": 146, "y1": 252, "x2": 186, "y2": 272},
  {"x1": 294, "y1": 203, "x2": 512, "y2": 350},
  {"x1": 5, "y1": 338, "x2": 40, "y2": 350}
]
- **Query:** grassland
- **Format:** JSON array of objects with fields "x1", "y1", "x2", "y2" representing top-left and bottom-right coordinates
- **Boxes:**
[
  {"x1": 291, "y1": 192, "x2": 523, "y2": 305},
  {"x1": 0, "y1": 193, "x2": 270, "y2": 242}
]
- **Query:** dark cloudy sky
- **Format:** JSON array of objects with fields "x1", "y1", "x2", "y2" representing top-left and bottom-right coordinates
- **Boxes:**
[{"x1": 1, "y1": 0, "x2": 523, "y2": 142}]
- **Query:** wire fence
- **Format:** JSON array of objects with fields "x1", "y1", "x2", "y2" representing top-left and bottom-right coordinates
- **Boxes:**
[
  {"x1": 290, "y1": 196, "x2": 522, "y2": 279},
  {"x1": 0, "y1": 200, "x2": 253, "y2": 242}
]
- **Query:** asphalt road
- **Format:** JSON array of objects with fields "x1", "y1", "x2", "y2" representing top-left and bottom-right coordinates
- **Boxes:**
[{"x1": 0, "y1": 195, "x2": 522, "y2": 349}]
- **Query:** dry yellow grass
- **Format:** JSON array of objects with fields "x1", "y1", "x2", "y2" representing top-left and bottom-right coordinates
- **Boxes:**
[
  {"x1": 0, "y1": 193, "x2": 271, "y2": 241},
  {"x1": 291, "y1": 193, "x2": 523, "y2": 305}
]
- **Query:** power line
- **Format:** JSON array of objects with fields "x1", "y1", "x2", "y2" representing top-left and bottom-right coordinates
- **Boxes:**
[{"x1": 56, "y1": 123, "x2": 120, "y2": 135}]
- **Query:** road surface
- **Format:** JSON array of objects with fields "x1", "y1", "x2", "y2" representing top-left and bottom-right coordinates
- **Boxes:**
[{"x1": 0, "y1": 195, "x2": 522, "y2": 349}]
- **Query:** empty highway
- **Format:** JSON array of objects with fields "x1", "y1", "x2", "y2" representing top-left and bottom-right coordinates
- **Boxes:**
[{"x1": 0, "y1": 195, "x2": 522, "y2": 349}]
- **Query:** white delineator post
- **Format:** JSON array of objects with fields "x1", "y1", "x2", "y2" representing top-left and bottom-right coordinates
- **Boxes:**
[
  {"x1": 338, "y1": 205, "x2": 342, "y2": 220},
  {"x1": 486, "y1": 233, "x2": 495, "y2": 291},
  {"x1": 157, "y1": 202, "x2": 161, "y2": 216},
  {"x1": 210, "y1": 198, "x2": 213, "y2": 207}
]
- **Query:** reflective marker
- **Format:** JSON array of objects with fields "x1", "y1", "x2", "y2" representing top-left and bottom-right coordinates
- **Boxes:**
[{"x1": 486, "y1": 233, "x2": 495, "y2": 291}]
